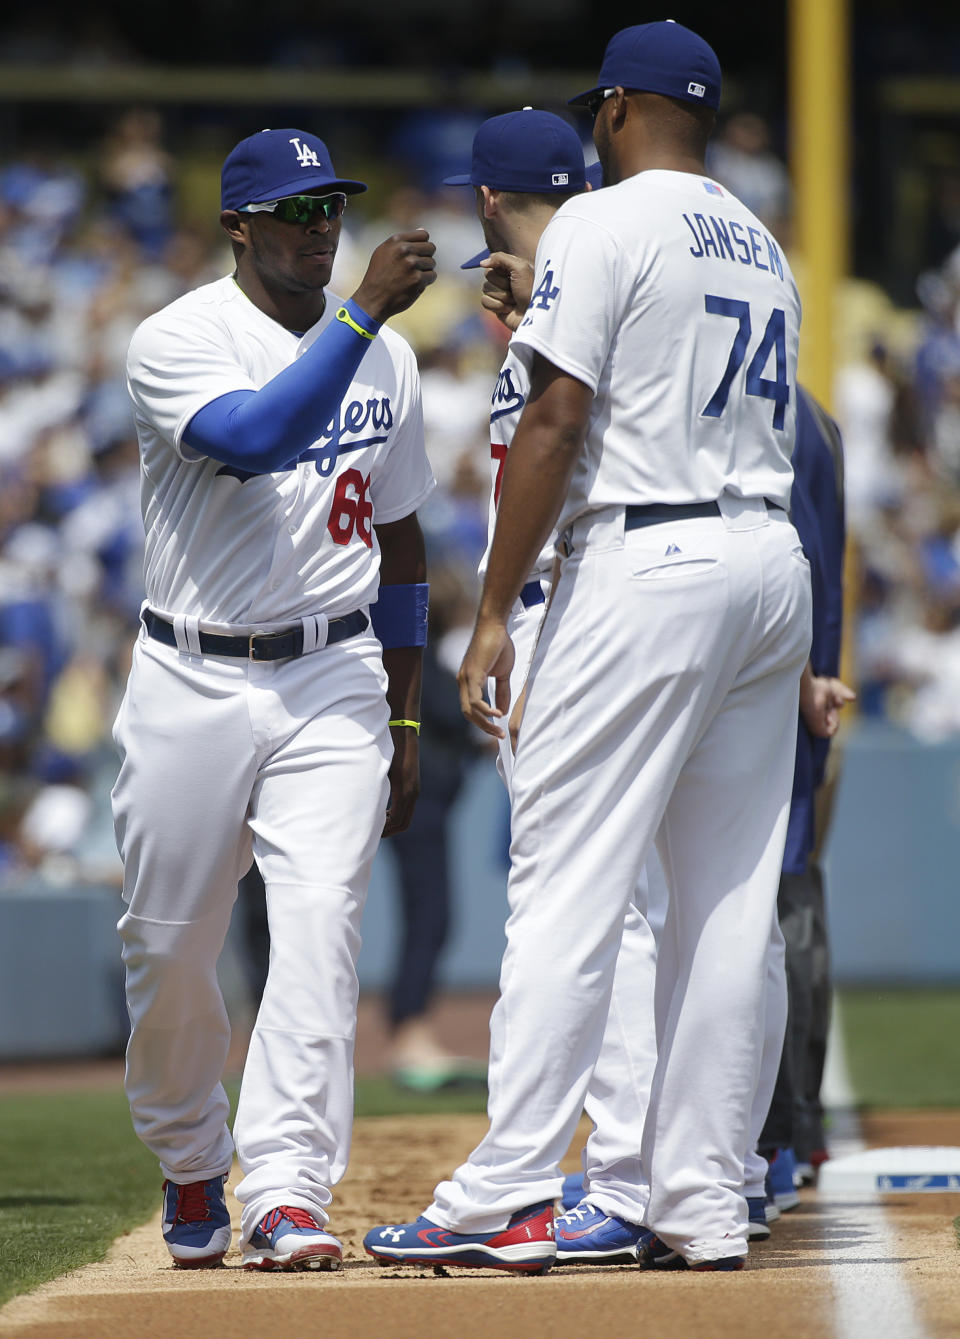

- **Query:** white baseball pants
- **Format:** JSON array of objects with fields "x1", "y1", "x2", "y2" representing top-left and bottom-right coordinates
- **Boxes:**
[
  {"x1": 112, "y1": 624, "x2": 390, "y2": 1244},
  {"x1": 430, "y1": 498, "x2": 811, "y2": 1263},
  {"x1": 494, "y1": 585, "x2": 663, "y2": 1217}
]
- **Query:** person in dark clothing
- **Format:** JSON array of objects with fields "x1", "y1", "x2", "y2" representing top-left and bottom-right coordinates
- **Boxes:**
[
  {"x1": 385, "y1": 563, "x2": 486, "y2": 1089},
  {"x1": 759, "y1": 386, "x2": 854, "y2": 1203}
]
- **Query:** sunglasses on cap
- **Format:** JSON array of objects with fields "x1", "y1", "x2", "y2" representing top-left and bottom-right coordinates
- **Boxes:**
[
  {"x1": 582, "y1": 88, "x2": 617, "y2": 120},
  {"x1": 238, "y1": 193, "x2": 347, "y2": 224}
]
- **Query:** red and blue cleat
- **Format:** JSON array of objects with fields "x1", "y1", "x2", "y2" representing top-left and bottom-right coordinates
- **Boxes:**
[
  {"x1": 161, "y1": 1174, "x2": 232, "y2": 1269},
  {"x1": 554, "y1": 1200, "x2": 644, "y2": 1264},
  {"x1": 242, "y1": 1205, "x2": 343, "y2": 1271},
  {"x1": 363, "y1": 1201, "x2": 556, "y2": 1274}
]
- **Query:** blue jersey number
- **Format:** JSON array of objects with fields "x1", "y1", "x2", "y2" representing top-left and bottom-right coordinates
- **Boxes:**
[{"x1": 702, "y1": 295, "x2": 790, "y2": 430}]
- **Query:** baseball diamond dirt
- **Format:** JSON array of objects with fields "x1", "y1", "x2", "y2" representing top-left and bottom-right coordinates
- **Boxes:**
[{"x1": 1, "y1": 1108, "x2": 959, "y2": 1339}]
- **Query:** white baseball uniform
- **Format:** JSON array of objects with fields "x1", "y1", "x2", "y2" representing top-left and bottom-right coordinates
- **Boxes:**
[
  {"x1": 114, "y1": 276, "x2": 434, "y2": 1244},
  {"x1": 483, "y1": 335, "x2": 665, "y2": 1203},
  {"x1": 489, "y1": 338, "x2": 785, "y2": 1217},
  {"x1": 480, "y1": 342, "x2": 555, "y2": 789},
  {"x1": 429, "y1": 170, "x2": 810, "y2": 1265}
]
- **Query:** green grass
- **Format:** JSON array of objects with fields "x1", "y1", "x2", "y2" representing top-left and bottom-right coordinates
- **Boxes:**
[
  {"x1": 0, "y1": 1088, "x2": 159, "y2": 1308},
  {"x1": 355, "y1": 1075, "x2": 488, "y2": 1117},
  {"x1": 835, "y1": 987, "x2": 960, "y2": 1108}
]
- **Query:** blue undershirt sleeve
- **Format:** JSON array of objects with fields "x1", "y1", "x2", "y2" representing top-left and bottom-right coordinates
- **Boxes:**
[{"x1": 183, "y1": 297, "x2": 381, "y2": 473}]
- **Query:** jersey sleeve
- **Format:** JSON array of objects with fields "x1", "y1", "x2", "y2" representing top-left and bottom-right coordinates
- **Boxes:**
[
  {"x1": 510, "y1": 211, "x2": 633, "y2": 393},
  {"x1": 368, "y1": 339, "x2": 436, "y2": 524},
  {"x1": 126, "y1": 309, "x2": 258, "y2": 463}
]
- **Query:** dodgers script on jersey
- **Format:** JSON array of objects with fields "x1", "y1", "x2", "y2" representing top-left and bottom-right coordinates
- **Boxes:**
[
  {"x1": 513, "y1": 170, "x2": 801, "y2": 530},
  {"x1": 479, "y1": 340, "x2": 555, "y2": 584},
  {"x1": 126, "y1": 277, "x2": 435, "y2": 625}
]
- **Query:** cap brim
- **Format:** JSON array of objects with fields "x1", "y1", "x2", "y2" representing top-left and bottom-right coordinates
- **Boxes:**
[
  {"x1": 243, "y1": 175, "x2": 368, "y2": 204},
  {"x1": 442, "y1": 173, "x2": 474, "y2": 187},
  {"x1": 461, "y1": 248, "x2": 490, "y2": 270},
  {"x1": 568, "y1": 85, "x2": 603, "y2": 107}
]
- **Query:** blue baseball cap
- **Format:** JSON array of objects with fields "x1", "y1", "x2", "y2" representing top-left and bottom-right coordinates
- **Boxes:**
[
  {"x1": 460, "y1": 162, "x2": 603, "y2": 269},
  {"x1": 221, "y1": 128, "x2": 367, "y2": 211},
  {"x1": 443, "y1": 109, "x2": 586, "y2": 195},
  {"x1": 569, "y1": 20, "x2": 721, "y2": 112}
]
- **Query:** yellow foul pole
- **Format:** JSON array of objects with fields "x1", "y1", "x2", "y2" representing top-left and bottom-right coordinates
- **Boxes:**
[{"x1": 789, "y1": 0, "x2": 850, "y2": 413}]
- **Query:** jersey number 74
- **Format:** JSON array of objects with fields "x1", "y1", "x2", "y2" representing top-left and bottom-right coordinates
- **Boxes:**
[{"x1": 701, "y1": 296, "x2": 790, "y2": 430}]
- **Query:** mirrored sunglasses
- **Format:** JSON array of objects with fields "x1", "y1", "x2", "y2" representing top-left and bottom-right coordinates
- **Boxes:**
[{"x1": 239, "y1": 193, "x2": 347, "y2": 224}]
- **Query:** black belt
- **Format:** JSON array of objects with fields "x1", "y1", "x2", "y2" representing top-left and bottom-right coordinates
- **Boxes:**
[
  {"x1": 520, "y1": 580, "x2": 546, "y2": 608},
  {"x1": 625, "y1": 499, "x2": 784, "y2": 530},
  {"x1": 142, "y1": 608, "x2": 369, "y2": 661}
]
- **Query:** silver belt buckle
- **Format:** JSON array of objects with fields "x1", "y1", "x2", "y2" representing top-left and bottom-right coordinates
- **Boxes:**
[{"x1": 248, "y1": 631, "x2": 268, "y2": 661}]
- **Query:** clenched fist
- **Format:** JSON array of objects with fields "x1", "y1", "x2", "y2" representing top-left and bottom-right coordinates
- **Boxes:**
[{"x1": 352, "y1": 230, "x2": 437, "y2": 323}]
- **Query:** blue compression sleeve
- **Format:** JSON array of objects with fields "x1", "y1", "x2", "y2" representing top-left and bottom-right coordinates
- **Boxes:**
[
  {"x1": 183, "y1": 297, "x2": 381, "y2": 473},
  {"x1": 371, "y1": 582, "x2": 429, "y2": 648}
]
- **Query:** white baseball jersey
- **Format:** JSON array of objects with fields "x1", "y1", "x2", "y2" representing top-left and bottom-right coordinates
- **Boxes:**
[
  {"x1": 478, "y1": 340, "x2": 555, "y2": 584},
  {"x1": 512, "y1": 170, "x2": 801, "y2": 529},
  {"x1": 126, "y1": 276, "x2": 435, "y2": 625}
]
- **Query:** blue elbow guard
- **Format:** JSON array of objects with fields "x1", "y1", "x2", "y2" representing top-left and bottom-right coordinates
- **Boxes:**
[{"x1": 371, "y1": 582, "x2": 429, "y2": 649}]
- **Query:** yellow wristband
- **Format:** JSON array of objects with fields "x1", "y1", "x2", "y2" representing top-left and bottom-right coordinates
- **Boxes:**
[
  {"x1": 336, "y1": 305, "x2": 377, "y2": 340},
  {"x1": 388, "y1": 719, "x2": 421, "y2": 734}
]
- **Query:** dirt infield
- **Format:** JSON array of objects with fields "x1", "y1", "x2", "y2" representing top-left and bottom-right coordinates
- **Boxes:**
[{"x1": 1, "y1": 1109, "x2": 959, "y2": 1339}]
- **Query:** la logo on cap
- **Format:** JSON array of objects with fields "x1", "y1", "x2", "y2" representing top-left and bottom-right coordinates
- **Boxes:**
[{"x1": 290, "y1": 136, "x2": 321, "y2": 167}]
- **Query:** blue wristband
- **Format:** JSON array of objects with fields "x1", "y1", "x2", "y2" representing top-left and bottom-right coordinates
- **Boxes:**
[{"x1": 371, "y1": 582, "x2": 429, "y2": 649}]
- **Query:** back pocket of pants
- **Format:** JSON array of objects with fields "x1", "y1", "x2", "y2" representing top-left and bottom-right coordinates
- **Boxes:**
[{"x1": 631, "y1": 556, "x2": 719, "y2": 580}]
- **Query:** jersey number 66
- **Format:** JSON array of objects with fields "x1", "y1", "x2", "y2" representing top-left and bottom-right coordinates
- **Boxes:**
[{"x1": 327, "y1": 468, "x2": 373, "y2": 548}]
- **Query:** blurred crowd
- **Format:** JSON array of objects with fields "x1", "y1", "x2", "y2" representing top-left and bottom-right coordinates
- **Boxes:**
[{"x1": 1, "y1": 103, "x2": 960, "y2": 890}]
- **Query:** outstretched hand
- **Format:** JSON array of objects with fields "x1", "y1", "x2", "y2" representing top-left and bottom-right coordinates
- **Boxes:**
[{"x1": 352, "y1": 230, "x2": 437, "y2": 323}]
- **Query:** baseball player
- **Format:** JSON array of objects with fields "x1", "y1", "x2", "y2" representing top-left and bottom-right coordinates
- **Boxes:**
[
  {"x1": 365, "y1": 20, "x2": 811, "y2": 1273},
  {"x1": 368, "y1": 111, "x2": 666, "y2": 1269},
  {"x1": 114, "y1": 127, "x2": 436, "y2": 1271},
  {"x1": 445, "y1": 110, "x2": 593, "y2": 787},
  {"x1": 456, "y1": 115, "x2": 781, "y2": 1265}
]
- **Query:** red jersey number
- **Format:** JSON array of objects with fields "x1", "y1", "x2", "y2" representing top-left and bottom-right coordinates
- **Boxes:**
[
  {"x1": 327, "y1": 468, "x2": 373, "y2": 548},
  {"x1": 491, "y1": 442, "x2": 508, "y2": 507}
]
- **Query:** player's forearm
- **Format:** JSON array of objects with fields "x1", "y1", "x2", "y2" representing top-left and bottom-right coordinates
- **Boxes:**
[
  {"x1": 479, "y1": 362, "x2": 590, "y2": 623},
  {"x1": 382, "y1": 647, "x2": 423, "y2": 723},
  {"x1": 183, "y1": 298, "x2": 380, "y2": 472}
]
